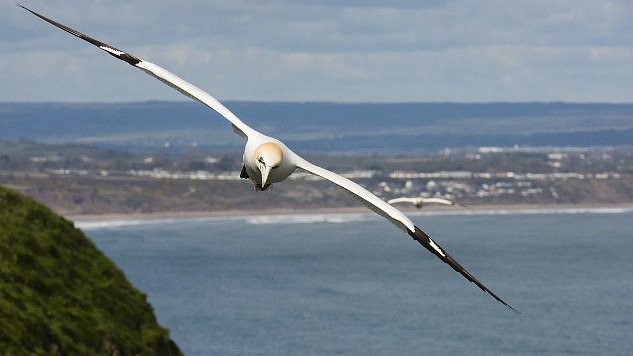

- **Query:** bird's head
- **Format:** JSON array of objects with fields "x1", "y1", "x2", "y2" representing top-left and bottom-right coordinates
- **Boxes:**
[{"x1": 254, "y1": 142, "x2": 283, "y2": 187}]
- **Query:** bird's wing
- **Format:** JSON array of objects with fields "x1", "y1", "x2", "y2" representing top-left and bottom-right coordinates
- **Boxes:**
[
  {"x1": 296, "y1": 157, "x2": 519, "y2": 313},
  {"x1": 18, "y1": 4, "x2": 254, "y2": 140},
  {"x1": 20, "y1": 4, "x2": 517, "y2": 313},
  {"x1": 387, "y1": 197, "x2": 417, "y2": 205},
  {"x1": 423, "y1": 198, "x2": 455, "y2": 205},
  {"x1": 297, "y1": 158, "x2": 415, "y2": 232}
]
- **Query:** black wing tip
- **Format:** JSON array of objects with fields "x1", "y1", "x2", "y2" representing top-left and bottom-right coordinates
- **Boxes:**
[
  {"x1": 492, "y1": 293, "x2": 521, "y2": 314},
  {"x1": 16, "y1": 3, "x2": 46, "y2": 18},
  {"x1": 18, "y1": 3, "x2": 142, "y2": 66},
  {"x1": 506, "y1": 303, "x2": 521, "y2": 315},
  {"x1": 408, "y1": 225, "x2": 520, "y2": 314}
]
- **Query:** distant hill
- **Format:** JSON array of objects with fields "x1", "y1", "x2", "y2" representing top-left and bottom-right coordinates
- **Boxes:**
[
  {"x1": 0, "y1": 186, "x2": 182, "y2": 355},
  {"x1": 1, "y1": 101, "x2": 632, "y2": 152}
]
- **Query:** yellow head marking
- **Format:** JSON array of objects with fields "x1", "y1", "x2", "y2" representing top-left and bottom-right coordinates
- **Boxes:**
[{"x1": 254, "y1": 142, "x2": 283, "y2": 167}]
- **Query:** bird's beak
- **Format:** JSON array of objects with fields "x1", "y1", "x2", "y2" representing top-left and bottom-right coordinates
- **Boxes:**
[
  {"x1": 259, "y1": 160, "x2": 271, "y2": 187},
  {"x1": 254, "y1": 142, "x2": 283, "y2": 189}
]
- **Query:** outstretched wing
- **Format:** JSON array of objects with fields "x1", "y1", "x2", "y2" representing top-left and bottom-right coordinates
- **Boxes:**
[
  {"x1": 296, "y1": 157, "x2": 519, "y2": 313},
  {"x1": 422, "y1": 198, "x2": 455, "y2": 206},
  {"x1": 388, "y1": 197, "x2": 420, "y2": 206},
  {"x1": 20, "y1": 4, "x2": 517, "y2": 313},
  {"x1": 296, "y1": 158, "x2": 415, "y2": 232},
  {"x1": 17, "y1": 3, "x2": 254, "y2": 140}
]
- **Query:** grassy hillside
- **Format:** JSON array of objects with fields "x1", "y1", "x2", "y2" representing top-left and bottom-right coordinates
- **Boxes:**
[{"x1": 0, "y1": 186, "x2": 182, "y2": 355}]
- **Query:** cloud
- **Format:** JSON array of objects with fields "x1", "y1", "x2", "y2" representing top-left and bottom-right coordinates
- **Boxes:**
[{"x1": 3, "y1": 0, "x2": 632, "y2": 102}]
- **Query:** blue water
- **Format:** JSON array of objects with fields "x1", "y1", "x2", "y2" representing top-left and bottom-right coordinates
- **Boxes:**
[{"x1": 80, "y1": 209, "x2": 633, "y2": 356}]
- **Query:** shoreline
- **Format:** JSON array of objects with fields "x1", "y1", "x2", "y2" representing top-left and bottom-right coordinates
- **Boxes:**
[{"x1": 66, "y1": 203, "x2": 633, "y2": 222}]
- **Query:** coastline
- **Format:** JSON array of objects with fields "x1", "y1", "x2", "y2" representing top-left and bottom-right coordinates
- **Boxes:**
[{"x1": 66, "y1": 203, "x2": 633, "y2": 223}]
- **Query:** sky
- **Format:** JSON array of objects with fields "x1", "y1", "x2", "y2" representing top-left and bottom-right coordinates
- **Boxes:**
[{"x1": 2, "y1": 1, "x2": 633, "y2": 103}]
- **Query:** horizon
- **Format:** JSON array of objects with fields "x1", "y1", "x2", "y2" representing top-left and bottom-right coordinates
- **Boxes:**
[{"x1": 2, "y1": 101, "x2": 632, "y2": 152}]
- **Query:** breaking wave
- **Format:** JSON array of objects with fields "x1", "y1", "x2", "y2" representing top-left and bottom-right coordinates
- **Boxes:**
[
  {"x1": 244, "y1": 213, "x2": 374, "y2": 225},
  {"x1": 74, "y1": 206, "x2": 632, "y2": 230}
]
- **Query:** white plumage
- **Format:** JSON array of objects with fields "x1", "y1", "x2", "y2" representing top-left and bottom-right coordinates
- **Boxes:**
[{"x1": 388, "y1": 197, "x2": 456, "y2": 209}]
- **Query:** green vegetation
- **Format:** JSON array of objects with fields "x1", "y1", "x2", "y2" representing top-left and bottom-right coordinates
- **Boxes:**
[{"x1": 0, "y1": 186, "x2": 182, "y2": 355}]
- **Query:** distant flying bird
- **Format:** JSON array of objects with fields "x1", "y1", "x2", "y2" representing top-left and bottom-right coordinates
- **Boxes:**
[
  {"x1": 19, "y1": 4, "x2": 518, "y2": 313},
  {"x1": 388, "y1": 197, "x2": 456, "y2": 209}
]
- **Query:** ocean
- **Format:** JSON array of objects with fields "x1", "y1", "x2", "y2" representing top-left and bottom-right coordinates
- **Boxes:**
[{"x1": 78, "y1": 208, "x2": 633, "y2": 356}]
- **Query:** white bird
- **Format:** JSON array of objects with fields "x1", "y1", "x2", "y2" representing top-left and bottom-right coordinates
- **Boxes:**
[
  {"x1": 19, "y1": 4, "x2": 518, "y2": 313},
  {"x1": 388, "y1": 197, "x2": 455, "y2": 209}
]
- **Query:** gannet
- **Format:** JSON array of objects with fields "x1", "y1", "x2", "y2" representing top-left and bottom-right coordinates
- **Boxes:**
[
  {"x1": 19, "y1": 4, "x2": 518, "y2": 313},
  {"x1": 388, "y1": 197, "x2": 455, "y2": 209}
]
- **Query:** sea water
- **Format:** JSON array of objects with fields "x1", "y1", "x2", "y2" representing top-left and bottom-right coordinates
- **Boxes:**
[{"x1": 79, "y1": 209, "x2": 633, "y2": 356}]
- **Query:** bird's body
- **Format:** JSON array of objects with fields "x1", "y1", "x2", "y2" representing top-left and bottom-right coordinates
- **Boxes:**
[
  {"x1": 18, "y1": 4, "x2": 518, "y2": 313},
  {"x1": 388, "y1": 197, "x2": 456, "y2": 209},
  {"x1": 243, "y1": 138, "x2": 295, "y2": 190}
]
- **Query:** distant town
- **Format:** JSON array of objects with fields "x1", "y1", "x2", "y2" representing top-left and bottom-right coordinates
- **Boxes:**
[{"x1": 2, "y1": 139, "x2": 631, "y2": 217}]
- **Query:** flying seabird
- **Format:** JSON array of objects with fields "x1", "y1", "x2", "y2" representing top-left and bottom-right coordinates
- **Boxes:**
[
  {"x1": 18, "y1": 4, "x2": 518, "y2": 313},
  {"x1": 388, "y1": 197, "x2": 456, "y2": 209}
]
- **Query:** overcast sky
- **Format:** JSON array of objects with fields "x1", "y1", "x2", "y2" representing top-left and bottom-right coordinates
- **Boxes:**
[{"x1": 2, "y1": 1, "x2": 632, "y2": 103}]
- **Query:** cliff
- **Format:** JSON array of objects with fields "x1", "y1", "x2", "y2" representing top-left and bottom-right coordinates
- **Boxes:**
[{"x1": 0, "y1": 186, "x2": 183, "y2": 355}]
